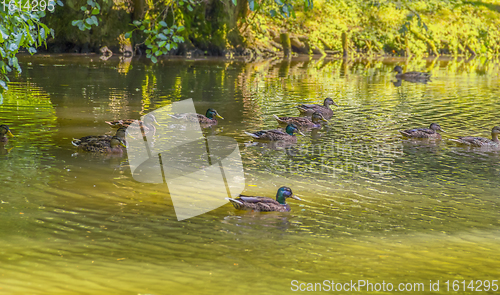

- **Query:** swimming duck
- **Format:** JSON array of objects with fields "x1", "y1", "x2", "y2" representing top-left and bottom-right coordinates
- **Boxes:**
[
  {"x1": 244, "y1": 123, "x2": 304, "y2": 142},
  {"x1": 73, "y1": 127, "x2": 128, "y2": 146},
  {"x1": 73, "y1": 136, "x2": 127, "y2": 154},
  {"x1": 105, "y1": 114, "x2": 160, "y2": 133},
  {"x1": 297, "y1": 98, "x2": 338, "y2": 119},
  {"x1": 273, "y1": 112, "x2": 328, "y2": 129},
  {"x1": 226, "y1": 186, "x2": 301, "y2": 212},
  {"x1": 449, "y1": 126, "x2": 500, "y2": 147},
  {"x1": 0, "y1": 125, "x2": 14, "y2": 143},
  {"x1": 168, "y1": 108, "x2": 224, "y2": 126},
  {"x1": 393, "y1": 66, "x2": 431, "y2": 80},
  {"x1": 399, "y1": 123, "x2": 445, "y2": 139}
]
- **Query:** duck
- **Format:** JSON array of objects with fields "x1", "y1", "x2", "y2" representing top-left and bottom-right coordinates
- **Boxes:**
[
  {"x1": 297, "y1": 97, "x2": 338, "y2": 119},
  {"x1": 393, "y1": 66, "x2": 431, "y2": 80},
  {"x1": 105, "y1": 113, "x2": 160, "y2": 133},
  {"x1": 273, "y1": 112, "x2": 328, "y2": 129},
  {"x1": 244, "y1": 123, "x2": 304, "y2": 142},
  {"x1": 226, "y1": 186, "x2": 301, "y2": 212},
  {"x1": 449, "y1": 126, "x2": 500, "y2": 147},
  {"x1": 399, "y1": 123, "x2": 445, "y2": 139},
  {"x1": 72, "y1": 136, "x2": 127, "y2": 154},
  {"x1": 73, "y1": 127, "x2": 128, "y2": 146},
  {"x1": 168, "y1": 108, "x2": 224, "y2": 127},
  {"x1": 0, "y1": 125, "x2": 14, "y2": 143}
]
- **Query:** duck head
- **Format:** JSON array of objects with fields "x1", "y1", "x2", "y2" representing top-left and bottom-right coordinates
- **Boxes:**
[
  {"x1": 430, "y1": 123, "x2": 445, "y2": 132},
  {"x1": 324, "y1": 97, "x2": 339, "y2": 107},
  {"x1": 110, "y1": 136, "x2": 127, "y2": 148},
  {"x1": 393, "y1": 65, "x2": 403, "y2": 74},
  {"x1": 275, "y1": 186, "x2": 301, "y2": 205},
  {"x1": 206, "y1": 108, "x2": 224, "y2": 120},
  {"x1": 0, "y1": 125, "x2": 14, "y2": 138},
  {"x1": 285, "y1": 123, "x2": 305, "y2": 136},
  {"x1": 311, "y1": 112, "x2": 328, "y2": 124}
]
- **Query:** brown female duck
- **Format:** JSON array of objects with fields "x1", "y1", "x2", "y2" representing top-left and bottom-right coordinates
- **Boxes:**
[
  {"x1": 226, "y1": 186, "x2": 301, "y2": 212},
  {"x1": 168, "y1": 108, "x2": 224, "y2": 127},
  {"x1": 393, "y1": 66, "x2": 431, "y2": 80},
  {"x1": 297, "y1": 98, "x2": 338, "y2": 119},
  {"x1": 400, "y1": 123, "x2": 445, "y2": 139},
  {"x1": 73, "y1": 136, "x2": 127, "y2": 154},
  {"x1": 273, "y1": 112, "x2": 328, "y2": 129},
  {"x1": 449, "y1": 126, "x2": 500, "y2": 147}
]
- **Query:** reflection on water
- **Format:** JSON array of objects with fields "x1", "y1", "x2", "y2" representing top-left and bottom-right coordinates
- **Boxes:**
[{"x1": 1, "y1": 55, "x2": 500, "y2": 294}]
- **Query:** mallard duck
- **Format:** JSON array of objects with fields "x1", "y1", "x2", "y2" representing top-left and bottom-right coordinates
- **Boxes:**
[
  {"x1": 273, "y1": 112, "x2": 328, "y2": 129},
  {"x1": 73, "y1": 136, "x2": 126, "y2": 154},
  {"x1": 399, "y1": 123, "x2": 445, "y2": 139},
  {"x1": 105, "y1": 114, "x2": 159, "y2": 132},
  {"x1": 168, "y1": 108, "x2": 224, "y2": 126},
  {"x1": 297, "y1": 98, "x2": 338, "y2": 119},
  {"x1": 226, "y1": 186, "x2": 301, "y2": 212},
  {"x1": 0, "y1": 125, "x2": 14, "y2": 143},
  {"x1": 73, "y1": 127, "x2": 128, "y2": 146},
  {"x1": 244, "y1": 123, "x2": 304, "y2": 142},
  {"x1": 449, "y1": 126, "x2": 500, "y2": 147},
  {"x1": 393, "y1": 66, "x2": 431, "y2": 80}
]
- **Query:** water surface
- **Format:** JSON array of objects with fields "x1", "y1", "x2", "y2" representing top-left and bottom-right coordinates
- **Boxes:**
[{"x1": 1, "y1": 55, "x2": 500, "y2": 294}]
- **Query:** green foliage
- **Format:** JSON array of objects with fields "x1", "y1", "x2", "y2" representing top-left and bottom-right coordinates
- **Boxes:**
[
  {"x1": 0, "y1": 0, "x2": 62, "y2": 100},
  {"x1": 71, "y1": 0, "x2": 101, "y2": 31}
]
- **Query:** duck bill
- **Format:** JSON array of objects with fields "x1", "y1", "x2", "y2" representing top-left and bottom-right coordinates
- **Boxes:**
[
  {"x1": 291, "y1": 195, "x2": 302, "y2": 201},
  {"x1": 7, "y1": 130, "x2": 14, "y2": 137},
  {"x1": 120, "y1": 142, "x2": 127, "y2": 148},
  {"x1": 333, "y1": 102, "x2": 339, "y2": 107},
  {"x1": 321, "y1": 117, "x2": 328, "y2": 122},
  {"x1": 216, "y1": 113, "x2": 224, "y2": 119},
  {"x1": 297, "y1": 130, "x2": 306, "y2": 136},
  {"x1": 440, "y1": 129, "x2": 446, "y2": 133}
]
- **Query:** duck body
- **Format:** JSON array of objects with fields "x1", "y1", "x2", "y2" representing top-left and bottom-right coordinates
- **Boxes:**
[
  {"x1": 226, "y1": 186, "x2": 301, "y2": 212},
  {"x1": 297, "y1": 97, "x2": 338, "y2": 119},
  {"x1": 0, "y1": 125, "x2": 14, "y2": 143},
  {"x1": 105, "y1": 114, "x2": 159, "y2": 134},
  {"x1": 394, "y1": 66, "x2": 431, "y2": 80},
  {"x1": 449, "y1": 126, "x2": 500, "y2": 147},
  {"x1": 168, "y1": 108, "x2": 223, "y2": 127},
  {"x1": 73, "y1": 136, "x2": 126, "y2": 154},
  {"x1": 274, "y1": 112, "x2": 327, "y2": 129},
  {"x1": 74, "y1": 127, "x2": 128, "y2": 145},
  {"x1": 244, "y1": 123, "x2": 303, "y2": 142},
  {"x1": 400, "y1": 123, "x2": 444, "y2": 139}
]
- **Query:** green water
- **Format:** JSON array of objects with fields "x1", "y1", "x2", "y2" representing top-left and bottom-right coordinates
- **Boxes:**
[{"x1": 1, "y1": 55, "x2": 500, "y2": 294}]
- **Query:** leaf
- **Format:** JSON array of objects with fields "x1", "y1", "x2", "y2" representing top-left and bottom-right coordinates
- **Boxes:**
[
  {"x1": 125, "y1": 32, "x2": 131, "y2": 38},
  {"x1": 177, "y1": 26, "x2": 185, "y2": 32},
  {"x1": 158, "y1": 33, "x2": 168, "y2": 40},
  {"x1": 187, "y1": 4, "x2": 193, "y2": 11},
  {"x1": 28, "y1": 47, "x2": 37, "y2": 54},
  {"x1": 9, "y1": 43, "x2": 19, "y2": 51},
  {"x1": 270, "y1": 9, "x2": 276, "y2": 17},
  {"x1": 91, "y1": 16, "x2": 98, "y2": 25},
  {"x1": 249, "y1": 0, "x2": 254, "y2": 11},
  {"x1": 232, "y1": 0, "x2": 237, "y2": 5},
  {"x1": 86, "y1": 18, "x2": 94, "y2": 25},
  {"x1": 57, "y1": 0, "x2": 63, "y2": 6},
  {"x1": 92, "y1": 8, "x2": 99, "y2": 14},
  {"x1": 81, "y1": 6, "x2": 87, "y2": 11},
  {"x1": 0, "y1": 80, "x2": 7, "y2": 91},
  {"x1": 151, "y1": 56, "x2": 157, "y2": 63},
  {"x1": 133, "y1": 20, "x2": 141, "y2": 26},
  {"x1": 159, "y1": 21, "x2": 168, "y2": 27},
  {"x1": 87, "y1": 0, "x2": 93, "y2": 6},
  {"x1": 72, "y1": 20, "x2": 80, "y2": 26},
  {"x1": 158, "y1": 41, "x2": 166, "y2": 47},
  {"x1": 155, "y1": 50, "x2": 162, "y2": 56}
]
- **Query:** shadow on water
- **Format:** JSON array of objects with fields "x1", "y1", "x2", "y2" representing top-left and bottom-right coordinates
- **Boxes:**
[{"x1": 1, "y1": 54, "x2": 500, "y2": 294}]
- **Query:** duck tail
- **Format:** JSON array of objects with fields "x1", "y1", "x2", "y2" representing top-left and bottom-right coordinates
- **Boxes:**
[
  {"x1": 273, "y1": 114, "x2": 287, "y2": 124},
  {"x1": 71, "y1": 139, "x2": 81, "y2": 147},
  {"x1": 399, "y1": 130, "x2": 411, "y2": 137},
  {"x1": 244, "y1": 131, "x2": 260, "y2": 139},
  {"x1": 225, "y1": 197, "x2": 243, "y2": 209},
  {"x1": 296, "y1": 106, "x2": 307, "y2": 113}
]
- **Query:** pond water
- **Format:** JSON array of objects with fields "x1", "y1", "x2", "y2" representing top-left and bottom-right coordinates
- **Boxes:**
[{"x1": 1, "y1": 55, "x2": 500, "y2": 294}]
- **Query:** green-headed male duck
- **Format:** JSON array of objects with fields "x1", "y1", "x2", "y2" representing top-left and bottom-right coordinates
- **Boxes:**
[
  {"x1": 226, "y1": 186, "x2": 301, "y2": 212},
  {"x1": 244, "y1": 123, "x2": 304, "y2": 142}
]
